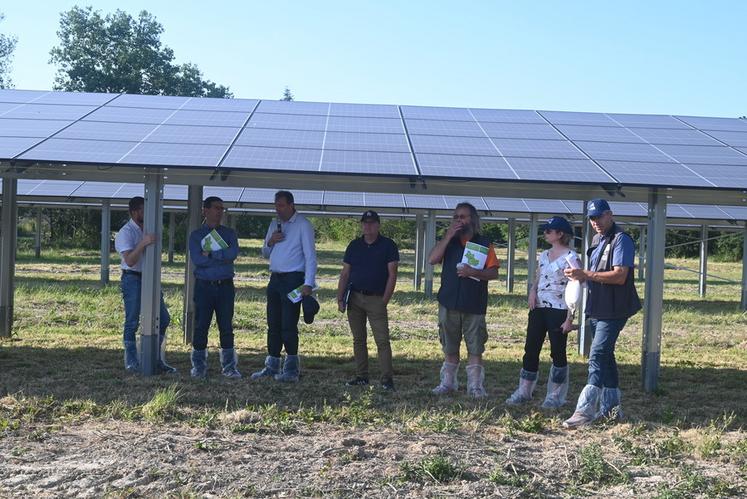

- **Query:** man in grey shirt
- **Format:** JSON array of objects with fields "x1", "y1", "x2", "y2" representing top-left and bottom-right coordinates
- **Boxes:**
[{"x1": 251, "y1": 190, "x2": 317, "y2": 383}]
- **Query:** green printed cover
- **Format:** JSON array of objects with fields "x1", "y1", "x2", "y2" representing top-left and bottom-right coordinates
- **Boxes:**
[
  {"x1": 462, "y1": 241, "x2": 488, "y2": 269},
  {"x1": 287, "y1": 285, "x2": 304, "y2": 303},
  {"x1": 201, "y1": 229, "x2": 229, "y2": 252}
]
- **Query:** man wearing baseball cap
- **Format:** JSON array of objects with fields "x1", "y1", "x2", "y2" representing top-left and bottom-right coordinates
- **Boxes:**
[
  {"x1": 562, "y1": 199, "x2": 641, "y2": 428},
  {"x1": 337, "y1": 210, "x2": 400, "y2": 390}
]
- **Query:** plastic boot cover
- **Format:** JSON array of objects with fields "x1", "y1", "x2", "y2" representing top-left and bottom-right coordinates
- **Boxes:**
[
  {"x1": 432, "y1": 362, "x2": 459, "y2": 395},
  {"x1": 599, "y1": 387, "x2": 623, "y2": 420},
  {"x1": 124, "y1": 340, "x2": 139, "y2": 371},
  {"x1": 541, "y1": 365, "x2": 569, "y2": 409},
  {"x1": 505, "y1": 369, "x2": 538, "y2": 405},
  {"x1": 250, "y1": 355, "x2": 281, "y2": 380},
  {"x1": 275, "y1": 355, "x2": 300, "y2": 382},
  {"x1": 220, "y1": 348, "x2": 242, "y2": 378},
  {"x1": 190, "y1": 349, "x2": 208, "y2": 378},
  {"x1": 157, "y1": 334, "x2": 177, "y2": 374},
  {"x1": 466, "y1": 364, "x2": 487, "y2": 398}
]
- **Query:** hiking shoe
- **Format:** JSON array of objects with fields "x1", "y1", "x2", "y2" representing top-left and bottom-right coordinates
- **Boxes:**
[
  {"x1": 157, "y1": 360, "x2": 177, "y2": 375},
  {"x1": 345, "y1": 376, "x2": 369, "y2": 386},
  {"x1": 563, "y1": 411, "x2": 595, "y2": 429},
  {"x1": 381, "y1": 379, "x2": 395, "y2": 391}
]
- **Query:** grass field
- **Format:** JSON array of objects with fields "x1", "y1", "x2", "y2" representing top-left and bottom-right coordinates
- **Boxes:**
[{"x1": 1, "y1": 238, "x2": 746, "y2": 497}]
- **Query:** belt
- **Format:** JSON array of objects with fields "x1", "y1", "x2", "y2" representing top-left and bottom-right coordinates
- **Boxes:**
[
  {"x1": 354, "y1": 289, "x2": 383, "y2": 296},
  {"x1": 198, "y1": 278, "x2": 233, "y2": 286},
  {"x1": 271, "y1": 271, "x2": 304, "y2": 276},
  {"x1": 122, "y1": 269, "x2": 142, "y2": 277}
]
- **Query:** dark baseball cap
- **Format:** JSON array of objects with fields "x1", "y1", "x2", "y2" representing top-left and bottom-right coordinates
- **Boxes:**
[
  {"x1": 360, "y1": 210, "x2": 380, "y2": 223},
  {"x1": 587, "y1": 199, "x2": 612, "y2": 217},
  {"x1": 540, "y1": 216, "x2": 573, "y2": 235},
  {"x1": 302, "y1": 294, "x2": 320, "y2": 324}
]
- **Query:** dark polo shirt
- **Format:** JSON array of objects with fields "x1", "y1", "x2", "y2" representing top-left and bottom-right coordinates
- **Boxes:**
[{"x1": 343, "y1": 235, "x2": 399, "y2": 295}]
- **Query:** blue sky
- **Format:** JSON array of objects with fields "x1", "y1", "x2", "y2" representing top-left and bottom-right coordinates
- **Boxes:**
[{"x1": 2, "y1": 1, "x2": 746, "y2": 117}]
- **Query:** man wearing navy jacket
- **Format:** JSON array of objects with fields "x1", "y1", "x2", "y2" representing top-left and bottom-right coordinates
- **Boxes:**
[{"x1": 188, "y1": 196, "x2": 241, "y2": 379}]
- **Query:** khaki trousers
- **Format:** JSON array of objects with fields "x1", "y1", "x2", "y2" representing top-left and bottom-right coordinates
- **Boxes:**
[{"x1": 347, "y1": 291, "x2": 394, "y2": 381}]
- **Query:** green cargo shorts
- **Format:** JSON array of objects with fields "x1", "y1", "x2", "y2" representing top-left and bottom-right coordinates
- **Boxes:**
[{"x1": 438, "y1": 305, "x2": 488, "y2": 356}]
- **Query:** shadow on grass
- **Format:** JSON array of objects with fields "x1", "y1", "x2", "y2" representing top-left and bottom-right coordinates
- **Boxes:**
[{"x1": 1, "y1": 343, "x2": 745, "y2": 428}]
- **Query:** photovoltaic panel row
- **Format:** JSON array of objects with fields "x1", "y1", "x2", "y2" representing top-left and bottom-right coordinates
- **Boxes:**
[{"x1": 0, "y1": 89, "x2": 115, "y2": 106}]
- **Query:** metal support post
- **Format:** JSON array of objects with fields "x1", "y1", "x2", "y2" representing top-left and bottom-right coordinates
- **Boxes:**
[
  {"x1": 167, "y1": 212, "x2": 176, "y2": 264},
  {"x1": 100, "y1": 200, "x2": 111, "y2": 285},
  {"x1": 638, "y1": 225, "x2": 646, "y2": 281},
  {"x1": 526, "y1": 214, "x2": 539, "y2": 294},
  {"x1": 578, "y1": 202, "x2": 593, "y2": 356},
  {"x1": 424, "y1": 210, "x2": 437, "y2": 298},
  {"x1": 642, "y1": 189, "x2": 667, "y2": 393},
  {"x1": 34, "y1": 207, "x2": 43, "y2": 259},
  {"x1": 506, "y1": 218, "x2": 516, "y2": 293},
  {"x1": 183, "y1": 185, "x2": 203, "y2": 344},
  {"x1": 139, "y1": 172, "x2": 164, "y2": 376},
  {"x1": 0, "y1": 177, "x2": 18, "y2": 337},
  {"x1": 699, "y1": 225, "x2": 708, "y2": 298},
  {"x1": 413, "y1": 213, "x2": 423, "y2": 289}
]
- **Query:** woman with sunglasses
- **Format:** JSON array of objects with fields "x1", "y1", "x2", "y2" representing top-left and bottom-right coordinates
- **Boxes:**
[{"x1": 506, "y1": 216, "x2": 580, "y2": 408}]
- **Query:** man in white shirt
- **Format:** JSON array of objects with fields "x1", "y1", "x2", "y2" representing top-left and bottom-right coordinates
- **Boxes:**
[
  {"x1": 114, "y1": 196, "x2": 174, "y2": 374},
  {"x1": 251, "y1": 190, "x2": 317, "y2": 383}
]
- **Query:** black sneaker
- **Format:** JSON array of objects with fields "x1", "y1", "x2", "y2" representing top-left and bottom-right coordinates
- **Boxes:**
[
  {"x1": 381, "y1": 379, "x2": 395, "y2": 391},
  {"x1": 345, "y1": 376, "x2": 369, "y2": 386}
]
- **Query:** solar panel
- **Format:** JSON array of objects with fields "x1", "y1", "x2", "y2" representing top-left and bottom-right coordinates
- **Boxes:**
[
  {"x1": 114, "y1": 184, "x2": 146, "y2": 199},
  {"x1": 574, "y1": 141, "x2": 675, "y2": 163},
  {"x1": 404, "y1": 194, "x2": 448, "y2": 209},
  {"x1": 403, "y1": 119, "x2": 484, "y2": 137},
  {"x1": 684, "y1": 164, "x2": 747, "y2": 189},
  {"x1": 1, "y1": 137, "x2": 48, "y2": 158},
  {"x1": 443, "y1": 195, "x2": 489, "y2": 210},
  {"x1": 321, "y1": 150, "x2": 416, "y2": 175},
  {"x1": 655, "y1": 144, "x2": 747, "y2": 166},
  {"x1": 479, "y1": 122, "x2": 564, "y2": 140},
  {"x1": 0, "y1": 102, "x2": 19, "y2": 114},
  {"x1": 400, "y1": 105, "x2": 473, "y2": 121},
  {"x1": 180, "y1": 98, "x2": 258, "y2": 112},
  {"x1": 202, "y1": 186, "x2": 243, "y2": 202},
  {"x1": 326, "y1": 116, "x2": 403, "y2": 134},
  {"x1": 236, "y1": 128, "x2": 325, "y2": 149},
  {"x1": 21, "y1": 179, "x2": 83, "y2": 196},
  {"x1": 364, "y1": 192, "x2": 406, "y2": 208},
  {"x1": 607, "y1": 202, "x2": 648, "y2": 217},
  {"x1": 70, "y1": 181, "x2": 130, "y2": 198},
  {"x1": 55, "y1": 121, "x2": 157, "y2": 142},
  {"x1": 322, "y1": 191, "x2": 367, "y2": 207},
  {"x1": 409, "y1": 134, "x2": 498, "y2": 156},
  {"x1": 239, "y1": 187, "x2": 280, "y2": 204},
  {"x1": 597, "y1": 160, "x2": 715, "y2": 187},
  {"x1": 84, "y1": 106, "x2": 175, "y2": 124},
  {"x1": 18, "y1": 138, "x2": 139, "y2": 163},
  {"x1": 121, "y1": 142, "x2": 227, "y2": 166},
  {"x1": 417, "y1": 153, "x2": 516, "y2": 179},
  {"x1": 287, "y1": 190, "x2": 325, "y2": 205},
  {"x1": 469, "y1": 108, "x2": 545, "y2": 124},
  {"x1": 717, "y1": 205, "x2": 747, "y2": 221},
  {"x1": 144, "y1": 125, "x2": 239, "y2": 145},
  {"x1": 483, "y1": 197, "x2": 528, "y2": 212},
  {"x1": 222, "y1": 145, "x2": 322, "y2": 171},
  {"x1": 491, "y1": 138, "x2": 586, "y2": 159},
  {"x1": 256, "y1": 100, "x2": 329, "y2": 115},
  {"x1": 0, "y1": 118, "x2": 72, "y2": 137},
  {"x1": 679, "y1": 204, "x2": 732, "y2": 220},
  {"x1": 165, "y1": 110, "x2": 248, "y2": 127},
  {"x1": 555, "y1": 125, "x2": 643, "y2": 143},
  {"x1": 328, "y1": 103, "x2": 400, "y2": 118},
  {"x1": 539, "y1": 110, "x2": 618, "y2": 127},
  {"x1": 110, "y1": 94, "x2": 191, "y2": 109},
  {"x1": 246, "y1": 112, "x2": 327, "y2": 131},
  {"x1": 628, "y1": 127, "x2": 720, "y2": 146},
  {"x1": 705, "y1": 130, "x2": 747, "y2": 148},
  {"x1": 0, "y1": 89, "x2": 51, "y2": 103},
  {"x1": 162, "y1": 184, "x2": 189, "y2": 201},
  {"x1": 3, "y1": 104, "x2": 97, "y2": 121},
  {"x1": 522, "y1": 199, "x2": 572, "y2": 214},
  {"x1": 508, "y1": 158, "x2": 614, "y2": 183},
  {"x1": 606, "y1": 113, "x2": 689, "y2": 129},
  {"x1": 323, "y1": 131, "x2": 410, "y2": 153},
  {"x1": 676, "y1": 116, "x2": 747, "y2": 132}
]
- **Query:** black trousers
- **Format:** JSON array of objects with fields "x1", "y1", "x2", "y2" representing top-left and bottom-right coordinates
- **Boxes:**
[
  {"x1": 266, "y1": 272, "x2": 304, "y2": 357},
  {"x1": 193, "y1": 279, "x2": 235, "y2": 351},
  {"x1": 522, "y1": 307, "x2": 569, "y2": 372}
]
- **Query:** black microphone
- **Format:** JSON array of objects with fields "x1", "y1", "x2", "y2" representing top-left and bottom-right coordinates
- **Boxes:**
[{"x1": 276, "y1": 221, "x2": 282, "y2": 232}]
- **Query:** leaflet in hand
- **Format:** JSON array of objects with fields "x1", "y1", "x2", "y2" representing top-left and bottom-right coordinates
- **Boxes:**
[
  {"x1": 201, "y1": 229, "x2": 229, "y2": 252},
  {"x1": 287, "y1": 285, "x2": 305, "y2": 303},
  {"x1": 460, "y1": 241, "x2": 489, "y2": 281}
]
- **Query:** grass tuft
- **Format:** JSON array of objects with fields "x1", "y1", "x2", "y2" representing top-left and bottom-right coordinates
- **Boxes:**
[
  {"x1": 399, "y1": 453, "x2": 464, "y2": 483},
  {"x1": 141, "y1": 384, "x2": 181, "y2": 422}
]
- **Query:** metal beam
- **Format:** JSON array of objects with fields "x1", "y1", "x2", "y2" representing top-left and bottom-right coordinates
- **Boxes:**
[
  {"x1": 34, "y1": 207, "x2": 42, "y2": 259},
  {"x1": 413, "y1": 213, "x2": 423, "y2": 290},
  {"x1": 167, "y1": 212, "x2": 176, "y2": 264},
  {"x1": 139, "y1": 172, "x2": 164, "y2": 376},
  {"x1": 642, "y1": 188, "x2": 667, "y2": 393},
  {"x1": 526, "y1": 214, "x2": 539, "y2": 294},
  {"x1": 699, "y1": 224, "x2": 708, "y2": 298},
  {"x1": 424, "y1": 210, "x2": 436, "y2": 298},
  {"x1": 506, "y1": 218, "x2": 516, "y2": 293},
  {"x1": 742, "y1": 222, "x2": 747, "y2": 311},
  {"x1": 0, "y1": 177, "x2": 18, "y2": 338},
  {"x1": 638, "y1": 225, "x2": 646, "y2": 281},
  {"x1": 578, "y1": 202, "x2": 593, "y2": 357},
  {"x1": 182, "y1": 185, "x2": 203, "y2": 344},
  {"x1": 100, "y1": 200, "x2": 111, "y2": 285}
]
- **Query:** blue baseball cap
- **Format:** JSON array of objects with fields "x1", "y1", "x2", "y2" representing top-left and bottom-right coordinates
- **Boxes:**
[
  {"x1": 586, "y1": 199, "x2": 611, "y2": 217},
  {"x1": 540, "y1": 216, "x2": 573, "y2": 235}
]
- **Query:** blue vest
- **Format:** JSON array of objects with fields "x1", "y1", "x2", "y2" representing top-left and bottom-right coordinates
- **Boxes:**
[
  {"x1": 437, "y1": 234, "x2": 492, "y2": 315},
  {"x1": 586, "y1": 224, "x2": 642, "y2": 320}
]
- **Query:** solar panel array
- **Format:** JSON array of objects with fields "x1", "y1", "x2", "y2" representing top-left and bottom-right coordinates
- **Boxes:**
[
  {"x1": 3, "y1": 179, "x2": 746, "y2": 222},
  {"x1": 2, "y1": 89, "x2": 747, "y2": 190}
]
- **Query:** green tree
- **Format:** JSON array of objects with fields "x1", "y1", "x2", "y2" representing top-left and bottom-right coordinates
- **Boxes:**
[
  {"x1": 49, "y1": 6, "x2": 231, "y2": 97},
  {"x1": 0, "y1": 12, "x2": 17, "y2": 88},
  {"x1": 281, "y1": 86, "x2": 294, "y2": 101}
]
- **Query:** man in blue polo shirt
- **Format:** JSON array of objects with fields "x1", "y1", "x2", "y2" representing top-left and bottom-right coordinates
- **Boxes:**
[
  {"x1": 563, "y1": 199, "x2": 641, "y2": 428},
  {"x1": 188, "y1": 196, "x2": 241, "y2": 379},
  {"x1": 337, "y1": 210, "x2": 399, "y2": 390}
]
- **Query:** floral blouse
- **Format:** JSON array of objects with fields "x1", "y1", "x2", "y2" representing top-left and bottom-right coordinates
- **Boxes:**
[{"x1": 536, "y1": 249, "x2": 580, "y2": 310}]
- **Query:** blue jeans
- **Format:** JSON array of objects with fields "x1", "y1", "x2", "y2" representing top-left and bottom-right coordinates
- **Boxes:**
[
  {"x1": 587, "y1": 318, "x2": 627, "y2": 388},
  {"x1": 121, "y1": 272, "x2": 170, "y2": 343},
  {"x1": 266, "y1": 272, "x2": 304, "y2": 357},
  {"x1": 193, "y1": 279, "x2": 235, "y2": 351}
]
